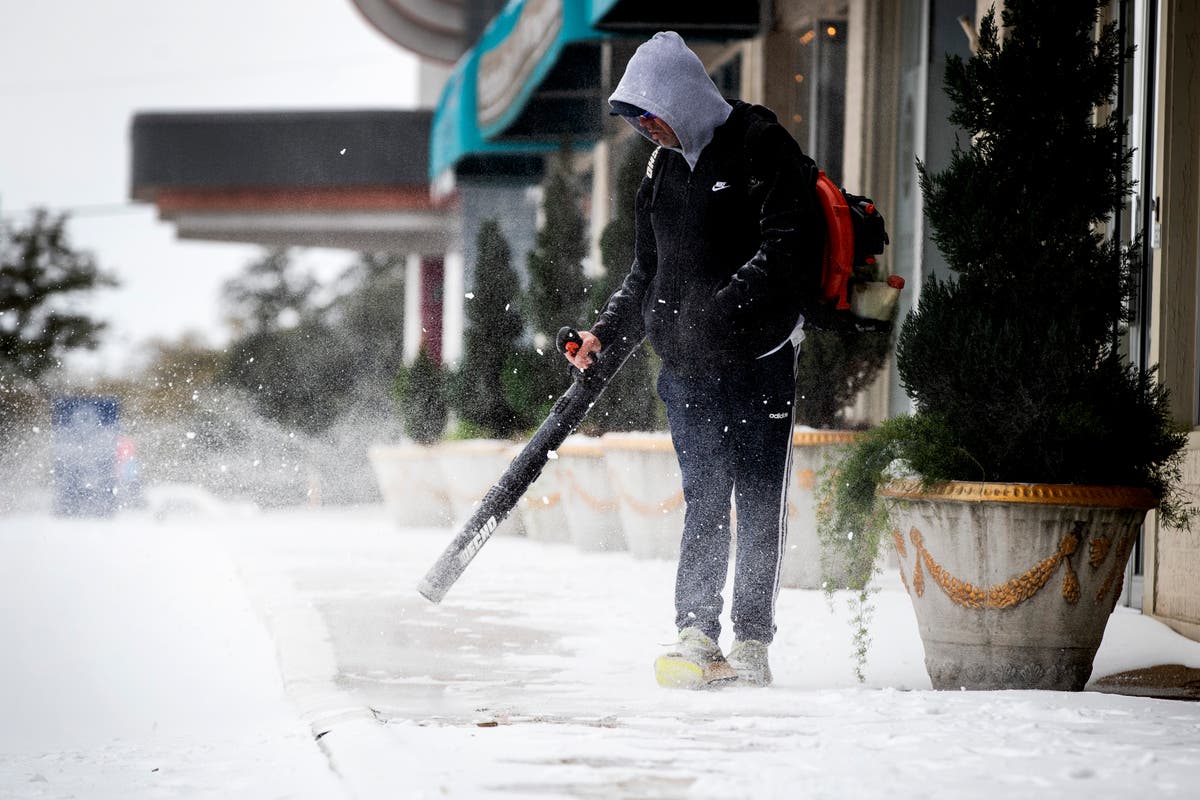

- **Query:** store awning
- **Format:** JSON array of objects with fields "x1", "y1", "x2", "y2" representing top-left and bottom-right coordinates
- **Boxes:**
[
  {"x1": 474, "y1": 0, "x2": 609, "y2": 139},
  {"x1": 132, "y1": 110, "x2": 453, "y2": 252},
  {"x1": 429, "y1": 48, "x2": 550, "y2": 194},
  {"x1": 430, "y1": 0, "x2": 610, "y2": 192},
  {"x1": 588, "y1": 0, "x2": 764, "y2": 37}
]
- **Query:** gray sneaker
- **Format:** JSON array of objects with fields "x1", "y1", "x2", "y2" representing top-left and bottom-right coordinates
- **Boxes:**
[
  {"x1": 654, "y1": 627, "x2": 738, "y2": 689},
  {"x1": 727, "y1": 639, "x2": 772, "y2": 686}
]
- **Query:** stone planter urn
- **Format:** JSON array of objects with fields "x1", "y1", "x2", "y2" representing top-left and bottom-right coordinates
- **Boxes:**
[
  {"x1": 880, "y1": 480, "x2": 1156, "y2": 691},
  {"x1": 780, "y1": 430, "x2": 859, "y2": 589},
  {"x1": 368, "y1": 444, "x2": 452, "y2": 528},
  {"x1": 601, "y1": 432, "x2": 683, "y2": 560},
  {"x1": 556, "y1": 435, "x2": 626, "y2": 552},
  {"x1": 433, "y1": 439, "x2": 527, "y2": 538}
]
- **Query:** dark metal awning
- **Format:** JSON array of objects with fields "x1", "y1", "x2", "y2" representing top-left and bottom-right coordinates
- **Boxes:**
[
  {"x1": 131, "y1": 109, "x2": 453, "y2": 252},
  {"x1": 589, "y1": 0, "x2": 765, "y2": 37}
]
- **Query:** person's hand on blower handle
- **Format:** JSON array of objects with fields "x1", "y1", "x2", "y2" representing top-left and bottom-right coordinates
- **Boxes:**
[{"x1": 560, "y1": 328, "x2": 602, "y2": 371}]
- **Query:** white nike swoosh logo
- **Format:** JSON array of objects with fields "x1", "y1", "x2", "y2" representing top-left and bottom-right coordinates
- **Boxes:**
[{"x1": 712, "y1": 182, "x2": 730, "y2": 191}]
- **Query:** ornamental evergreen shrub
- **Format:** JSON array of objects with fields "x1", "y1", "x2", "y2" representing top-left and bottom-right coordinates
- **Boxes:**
[
  {"x1": 394, "y1": 345, "x2": 447, "y2": 446},
  {"x1": 525, "y1": 145, "x2": 589, "y2": 341},
  {"x1": 895, "y1": 0, "x2": 1188, "y2": 514},
  {"x1": 518, "y1": 144, "x2": 590, "y2": 427},
  {"x1": 819, "y1": 0, "x2": 1193, "y2": 678},
  {"x1": 500, "y1": 345, "x2": 562, "y2": 431},
  {"x1": 452, "y1": 218, "x2": 525, "y2": 439},
  {"x1": 794, "y1": 326, "x2": 892, "y2": 429},
  {"x1": 832, "y1": 0, "x2": 1193, "y2": 533},
  {"x1": 581, "y1": 135, "x2": 665, "y2": 434}
]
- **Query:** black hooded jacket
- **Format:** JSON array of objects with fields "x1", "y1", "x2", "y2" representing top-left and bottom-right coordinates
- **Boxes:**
[{"x1": 592, "y1": 100, "x2": 822, "y2": 372}]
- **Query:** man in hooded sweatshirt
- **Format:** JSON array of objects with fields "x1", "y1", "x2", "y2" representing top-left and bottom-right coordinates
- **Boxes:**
[{"x1": 564, "y1": 31, "x2": 821, "y2": 688}]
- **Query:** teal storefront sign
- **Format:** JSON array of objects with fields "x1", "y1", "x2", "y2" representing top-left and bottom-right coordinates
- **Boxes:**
[
  {"x1": 430, "y1": 47, "x2": 548, "y2": 189},
  {"x1": 430, "y1": 0, "x2": 611, "y2": 187}
]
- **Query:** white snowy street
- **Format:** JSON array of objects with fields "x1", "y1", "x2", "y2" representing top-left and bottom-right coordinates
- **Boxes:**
[{"x1": 3, "y1": 502, "x2": 1200, "y2": 799}]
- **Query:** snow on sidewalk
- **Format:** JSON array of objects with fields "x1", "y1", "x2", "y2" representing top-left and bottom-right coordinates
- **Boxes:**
[
  {"x1": 0, "y1": 512, "x2": 344, "y2": 800},
  {"x1": 4, "y1": 504, "x2": 1200, "y2": 799},
  {"x1": 221, "y1": 506, "x2": 1200, "y2": 800}
]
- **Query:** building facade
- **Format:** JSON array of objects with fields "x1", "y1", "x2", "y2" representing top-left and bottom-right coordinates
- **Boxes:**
[{"x1": 130, "y1": 0, "x2": 1200, "y2": 639}]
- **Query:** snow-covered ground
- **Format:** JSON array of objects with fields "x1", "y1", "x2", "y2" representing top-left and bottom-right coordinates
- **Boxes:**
[
  {"x1": 2, "y1": 501, "x2": 1200, "y2": 799},
  {"x1": 0, "y1": 504, "x2": 341, "y2": 799}
]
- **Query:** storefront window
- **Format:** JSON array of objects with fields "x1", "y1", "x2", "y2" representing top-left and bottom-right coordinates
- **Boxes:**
[
  {"x1": 1118, "y1": 0, "x2": 1157, "y2": 378},
  {"x1": 886, "y1": 0, "x2": 928, "y2": 418},
  {"x1": 786, "y1": 21, "x2": 847, "y2": 184},
  {"x1": 710, "y1": 54, "x2": 741, "y2": 100},
  {"x1": 1117, "y1": 0, "x2": 1159, "y2": 609}
]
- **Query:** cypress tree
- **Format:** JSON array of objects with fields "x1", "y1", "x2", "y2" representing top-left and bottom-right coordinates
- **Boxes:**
[
  {"x1": 817, "y1": 2, "x2": 1192, "y2": 681},
  {"x1": 583, "y1": 136, "x2": 664, "y2": 434},
  {"x1": 525, "y1": 145, "x2": 588, "y2": 340},
  {"x1": 898, "y1": 0, "x2": 1179, "y2": 492},
  {"x1": 505, "y1": 145, "x2": 592, "y2": 428},
  {"x1": 395, "y1": 344, "x2": 447, "y2": 445},
  {"x1": 813, "y1": 0, "x2": 1190, "y2": 529},
  {"x1": 454, "y1": 218, "x2": 525, "y2": 438}
]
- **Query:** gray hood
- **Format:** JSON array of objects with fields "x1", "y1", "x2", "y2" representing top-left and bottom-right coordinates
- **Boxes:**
[{"x1": 608, "y1": 31, "x2": 732, "y2": 171}]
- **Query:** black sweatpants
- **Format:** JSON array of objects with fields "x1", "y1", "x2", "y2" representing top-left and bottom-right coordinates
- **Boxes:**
[{"x1": 656, "y1": 345, "x2": 797, "y2": 645}]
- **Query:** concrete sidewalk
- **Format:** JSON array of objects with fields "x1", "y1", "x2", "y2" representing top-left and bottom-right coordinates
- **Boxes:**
[
  {"x1": 1093, "y1": 664, "x2": 1200, "y2": 701},
  {"x1": 218, "y1": 505, "x2": 1200, "y2": 799}
]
